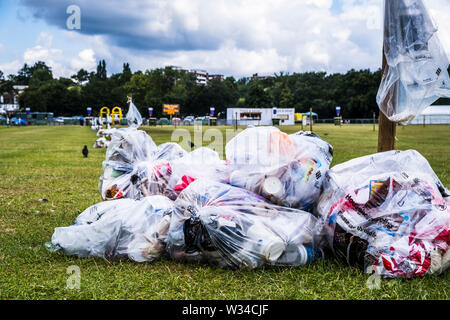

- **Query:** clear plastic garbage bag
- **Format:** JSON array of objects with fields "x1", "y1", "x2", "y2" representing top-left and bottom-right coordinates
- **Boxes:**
[
  {"x1": 226, "y1": 127, "x2": 333, "y2": 210},
  {"x1": 99, "y1": 132, "x2": 188, "y2": 200},
  {"x1": 167, "y1": 179, "x2": 322, "y2": 269},
  {"x1": 377, "y1": 0, "x2": 450, "y2": 124},
  {"x1": 126, "y1": 100, "x2": 143, "y2": 129},
  {"x1": 315, "y1": 150, "x2": 450, "y2": 278},
  {"x1": 45, "y1": 195, "x2": 174, "y2": 262},
  {"x1": 169, "y1": 147, "x2": 230, "y2": 194}
]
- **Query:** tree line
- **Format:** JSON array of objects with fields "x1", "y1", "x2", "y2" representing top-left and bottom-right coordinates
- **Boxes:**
[{"x1": 1, "y1": 60, "x2": 448, "y2": 119}]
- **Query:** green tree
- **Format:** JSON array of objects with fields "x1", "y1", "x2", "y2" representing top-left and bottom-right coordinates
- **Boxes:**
[
  {"x1": 245, "y1": 81, "x2": 272, "y2": 108},
  {"x1": 279, "y1": 85, "x2": 294, "y2": 108},
  {"x1": 71, "y1": 69, "x2": 89, "y2": 85},
  {"x1": 96, "y1": 60, "x2": 107, "y2": 80}
]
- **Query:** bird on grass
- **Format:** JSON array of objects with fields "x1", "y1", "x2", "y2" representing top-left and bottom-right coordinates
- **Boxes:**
[{"x1": 82, "y1": 145, "x2": 89, "y2": 158}]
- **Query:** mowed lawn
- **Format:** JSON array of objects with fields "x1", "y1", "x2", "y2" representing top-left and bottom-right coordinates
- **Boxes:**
[{"x1": 0, "y1": 124, "x2": 449, "y2": 300}]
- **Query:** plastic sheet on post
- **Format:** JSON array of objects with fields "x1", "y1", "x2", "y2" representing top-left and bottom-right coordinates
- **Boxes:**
[
  {"x1": 45, "y1": 195, "x2": 175, "y2": 262},
  {"x1": 225, "y1": 127, "x2": 333, "y2": 210},
  {"x1": 377, "y1": 0, "x2": 450, "y2": 124},
  {"x1": 315, "y1": 150, "x2": 450, "y2": 278},
  {"x1": 167, "y1": 179, "x2": 322, "y2": 269}
]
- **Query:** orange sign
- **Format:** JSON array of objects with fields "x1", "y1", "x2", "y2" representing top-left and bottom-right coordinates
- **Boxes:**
[{"x1": 163, "y1": 104, "x2": 180, "y2": 115}]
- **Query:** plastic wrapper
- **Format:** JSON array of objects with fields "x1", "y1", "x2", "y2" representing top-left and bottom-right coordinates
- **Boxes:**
[
  {"x1": 167, "y1": 179, "x2": 322, "y2": 269},
  {"x1": 377, "y1": 0, "x2": 450, "y2": 124},
  {"x1": 97, "y1": 128, "x2": 117, "y2": 137},
  {"x1": 226, "y1": 127, "x2": 333, "y2": 210},
  {"x1": 315, "y1": 150, "x2": 450, "y2": 278},
  {"x1": 45, "y1": 195, "x2": 174, "y2": 262},
  {"x1": 93, "y1": 136, "x2": 111, "y2": 149}
]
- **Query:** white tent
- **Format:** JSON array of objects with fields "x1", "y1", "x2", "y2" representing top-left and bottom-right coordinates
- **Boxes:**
[
  {"x1": 409, "y1": 105, "x2": 450, "y2": 125},
  {"x1": 0, "y1": 104, "x2": 19, "y2": 115}
]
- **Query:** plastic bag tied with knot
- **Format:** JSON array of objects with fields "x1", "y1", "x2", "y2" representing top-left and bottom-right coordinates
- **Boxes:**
[{"x1": 126, "y1": 100, "x2": 143, "y2": 129}]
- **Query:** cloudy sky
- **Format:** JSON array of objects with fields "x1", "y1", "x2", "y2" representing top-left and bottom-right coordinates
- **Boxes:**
[{"x1": 1, "y1": 0, "x2": 449, "y2": 79}]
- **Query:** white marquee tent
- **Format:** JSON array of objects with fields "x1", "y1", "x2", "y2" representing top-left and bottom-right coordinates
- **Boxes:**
[{"x1": 409, "y1": 105, "x2": 450, "y2": 125}]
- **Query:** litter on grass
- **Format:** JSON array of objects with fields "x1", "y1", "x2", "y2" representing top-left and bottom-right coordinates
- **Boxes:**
[{"x1": 315, "y1": 150, "x2": 450, "y2": 278}]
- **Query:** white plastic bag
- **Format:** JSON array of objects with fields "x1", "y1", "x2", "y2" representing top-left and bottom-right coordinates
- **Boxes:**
[
  {"x1": 167, "y1": 179, "x2": 322, "y2": 269},
  {"x1": 226, "y1": 127, "x2": 333, "y2": 210},
  {"x1": 46, "y1": 195, "x2": 174, "y2": 262},
  {"x1": 315, "y1": 150, "x2": 450, "y2": 278},
  {"x1": 377, "y1": 0, "x2": 450, "y2": 124},
  {"x1": 126, "y1": 100, "x2": 143, "y2": 129},
  {"x1": 99, "y1": 135, "x2": 187, "y2": 200},
  {"x1": 169, "y1": 147, "x2": 230, "y2": 194}
]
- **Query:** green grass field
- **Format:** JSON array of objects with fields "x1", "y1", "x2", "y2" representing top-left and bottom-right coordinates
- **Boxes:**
[{"x1": 0, "y1": 124, "x2": 449, "y2": 300}]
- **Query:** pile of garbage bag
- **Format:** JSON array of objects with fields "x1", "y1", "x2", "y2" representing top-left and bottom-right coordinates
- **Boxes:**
[
  {"x1": 377, "y1": 0, "x2": 450, "y2": 124},
  {"x1": 315, "y1": 150, "x2": 450, "y2": 278},
  {"x1": 47, "y1": 102, "x2": 449, "y2": 279}
]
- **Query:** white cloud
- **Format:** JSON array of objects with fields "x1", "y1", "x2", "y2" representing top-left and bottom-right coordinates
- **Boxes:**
[
  {"x1": 0, "y1": 60, "x2": 22, "y2": 76},
  {"x1": 70, "y1": 49, "x2": 96, "y2": 71},
  {"x1": 36, "y1": 32, "x2": 53, "y2": 48},
  {"x1": 0, "y1": 32, "x2": 100, "y2": 78},
  {"x1": 9, "y1": 0, "x2": 450, "y2": 78}
]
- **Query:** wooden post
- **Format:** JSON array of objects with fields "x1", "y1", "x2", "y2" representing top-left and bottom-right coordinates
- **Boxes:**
[
  {"x1": 301, "y1": 115, "x2": 304, "y2": 131},
  {"x1": 377, "y1": 48, "x2": 396, "y2": 152},
  {"x1": 309, "y1": 107, "x2": 313, "y2": 132},
  {"x1": 373, "y1": 112, "x2": 376, "y2": 131},
  {"x1": 423, "y1": 115, "x2": 426, "y2": 127},
  {"x1": 235, "y1": 112, "x2": 238, "y2": 131}
]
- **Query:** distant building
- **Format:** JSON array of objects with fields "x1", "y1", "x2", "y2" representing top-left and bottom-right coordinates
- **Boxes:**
[
  {"x1": 207, "y1": 74, "x2": 224, "y2": 82},
  {"x1": 12, "y1": 85, "x2": 28, "y2": 104},
  {"x1": 0, "y1": 85, "x2": 28, "y2": 113},
  {"x1": 166, "y1": 66, "x2": 224, "y2": 85},
  {"x1": 226, "y1": 108, "x2": 295, "y2": 126},
  {"x1": 166, "y1": 65, "x2": 189, "y2": 73},
  {"x1": 191, "y1": 69, "x2": 208, "y2": 85},
  {"x1": 252, "y1": 73, "x2": 272, "y2": 81}
]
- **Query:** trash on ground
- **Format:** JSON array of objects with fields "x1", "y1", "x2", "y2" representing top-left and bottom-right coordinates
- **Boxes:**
[
  {"x1": 226, "y1": 127, "x2": 333, "y2": 210},
  {"x1": 45, "y1": 195, "x2": 174, "y2": 262},
  {"x1": 167, "y1": 179, "x2": 322, "y2": 269},
  {"x1": 315, "y1": 150, "x2": 450, "y2": 278}
]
